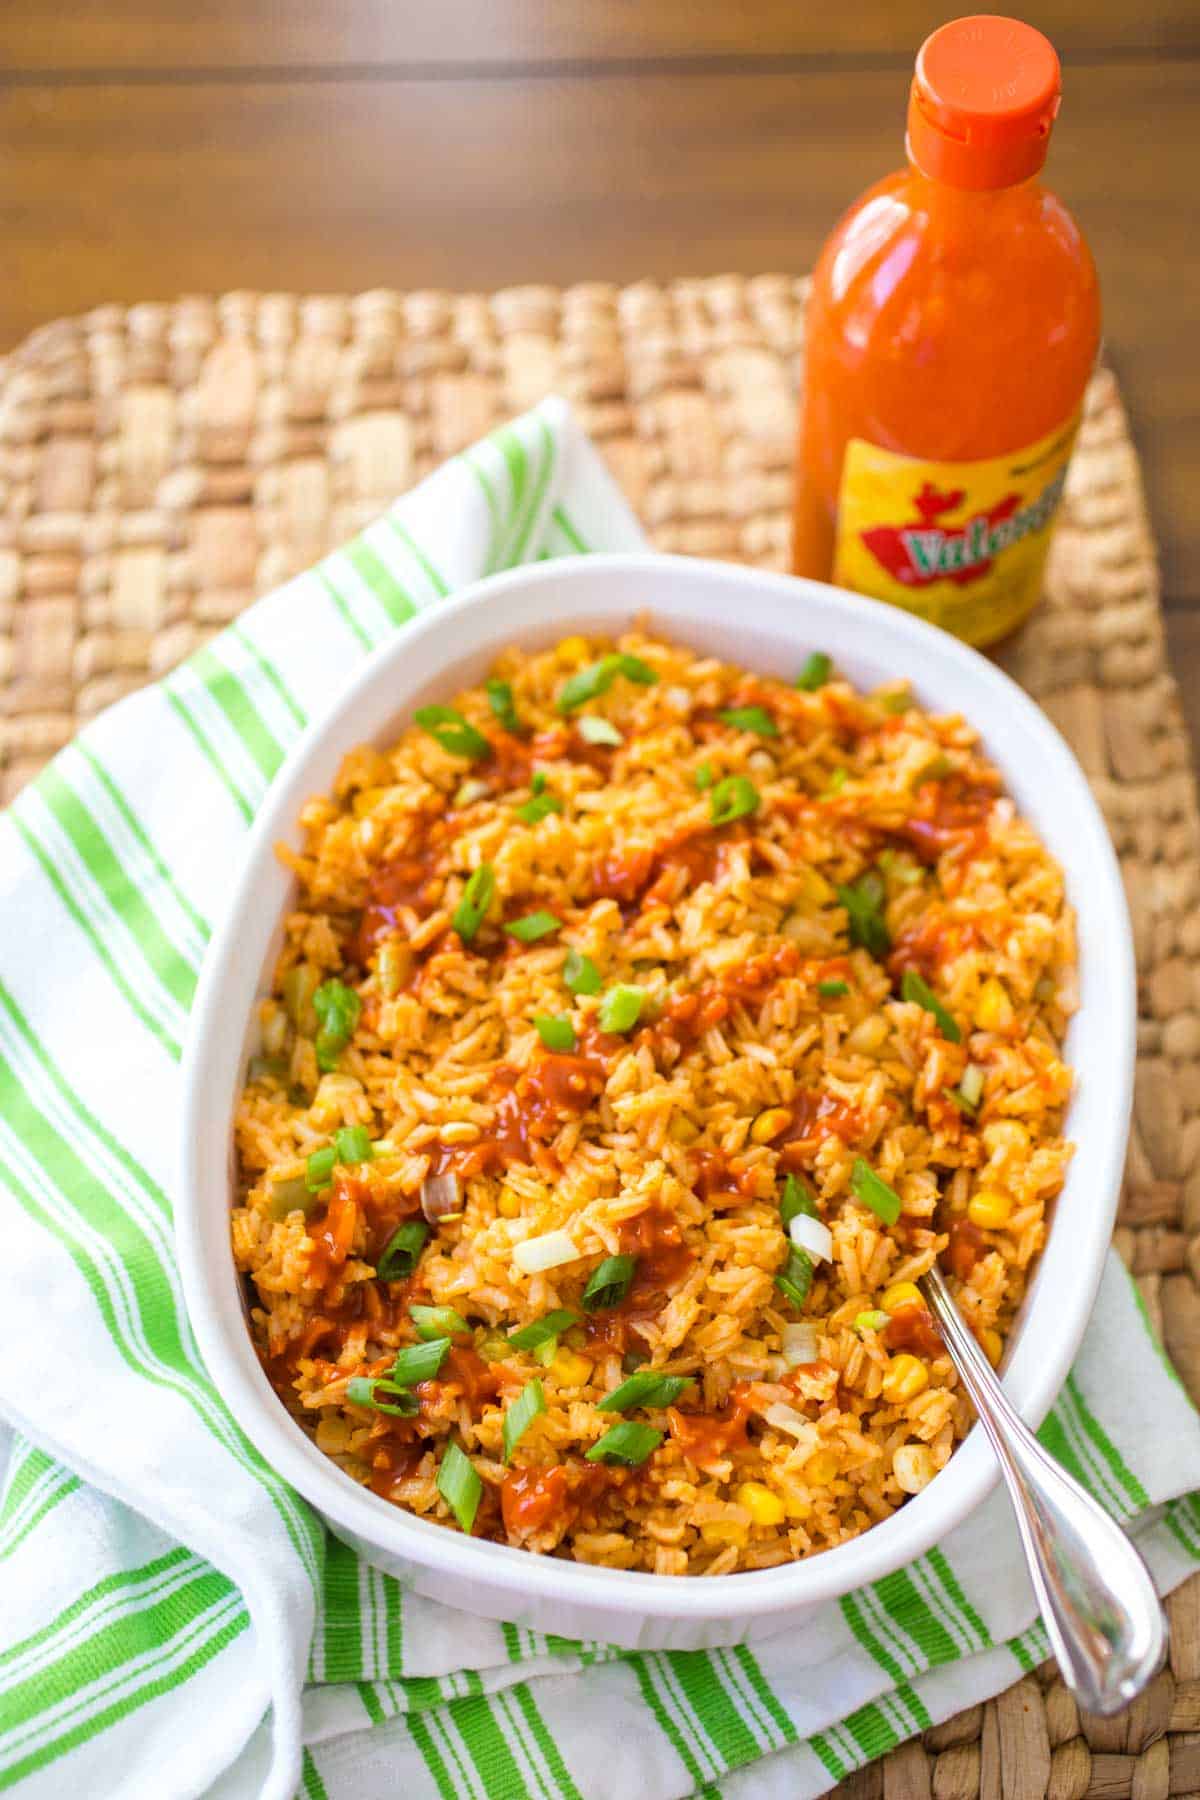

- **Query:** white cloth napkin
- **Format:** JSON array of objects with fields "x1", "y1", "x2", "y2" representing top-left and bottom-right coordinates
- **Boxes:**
[{"x1": 1, "y1": 395, "x2": 1198, "y2": 1800}]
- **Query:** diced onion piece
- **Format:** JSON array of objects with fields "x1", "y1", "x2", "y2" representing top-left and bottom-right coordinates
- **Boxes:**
[
  {"x1": 789, "y1": 1212, "x2": 833, "y2": 1264},
  {"x1": 513, "y1": 1229, "x2": 579, "y2": 1275},
  {"x1": 763, "y1": 1402, "x2": 811, "y2": 1438},
  {"x1": 780, "y1": 1323, "x2": 821, "y2": 1367},
  {"x1": 959, "y1": 1063, "x2": 985, "y2": 1107},
  {"x1": 420, "y1": 1172, "x2": 463, "y2": 1224}
]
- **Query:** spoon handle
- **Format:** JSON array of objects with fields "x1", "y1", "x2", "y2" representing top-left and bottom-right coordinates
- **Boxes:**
[{"x1": 920, "y1": 1265, "x2": 1166, "y2": 1716}]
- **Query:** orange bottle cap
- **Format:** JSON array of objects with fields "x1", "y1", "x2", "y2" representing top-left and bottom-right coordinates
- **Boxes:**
[{"x1": 907, "y1": 15, "x2": 1061, "y2": 190}]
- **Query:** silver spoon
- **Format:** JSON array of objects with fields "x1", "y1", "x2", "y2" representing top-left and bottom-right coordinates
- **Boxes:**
[{"x1": 920, "y1": 1263, "x2": 1167, "y2": 1715}]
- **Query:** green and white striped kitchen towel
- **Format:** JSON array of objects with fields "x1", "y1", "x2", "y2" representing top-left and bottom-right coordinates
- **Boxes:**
[{"x1": 1, "y1": 394, "x2": 1199, "y2": 1800}]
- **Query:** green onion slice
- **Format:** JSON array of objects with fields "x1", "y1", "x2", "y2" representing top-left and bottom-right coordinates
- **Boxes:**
[
  {"x1": 694, "y1": 761, "x2": 714, "y2": 791},
  {"x1": 582, "y1": 1254, "x2": 636, "y2": 1311},
  {"x1": 414, "y1": 705, "x2": 491, "y2": 760},
  {"x1": 900, "y1": 969, "x2": 961, "y2": 1043},
  {"x1": 563, "y1": 949, "x2": 602, "y2": 996},
  {"x1": 268, "y1": 1174, "x2": 315, "y2": 1220},
  {"x1": 854, "y1": 1309, "x2": 889, "y2": 1334},
  {"x1": 515, "y1": 791, "x2": 563, "y2": 825},
  {"x1": 718, "y1": 705, "x2": 779, "y2": 738},
  {"x1": 959, "y1": 1063, "x2": 985, "y2": 1107},
  {"x1": 774, "y1": 1245, "x2": 814, "y2": 1310},
  {"x1": 585, "y1": 1421, "x2": 663, "y2": 1466},
  {"x1": 437, "y1": 1440, "x2": 483, "y2": 1533},
  {"x1": 795, "y1": 652, "x2": 832, "y2": 692},
  {"x1": 817, "y1": 978, "x2": 849, "y2": 998},
  {"x1": 391, "y1": 1336, "x2": 452, "y2": 1386},
  {"x1": 451, "y1": 864, "x2": 495, "y2": 944},
  {"x1": 877, "y1": 687, "x2": 911, "y2": 715},
  {"x1": 312, "y1": 979, "x2": 361, "y2": 1072},
  {"x1": 709, "y1": 774, "x2": 760, "y2": 827},
  {"x1": 557, "y1": 652, "x2": 658, "y2": 714},
  {"x1": 598, "y1": 984, "x2": 644, "y2": 1034},
  {"x1": 578, "y1": 714, "x2": 623, "y2": 746},
  {"x1": 409, "y1": 1303, "x2": 470, "y2": 1340},
  {"x1": 535, "y1": 1013, "x2": 577, "y2": 1053},
  {"x1": 850, "y1": 1158, "x2": 902, "y2": 1226},
  {"x1": 334, "y1": 1124, "x2": 373, "y2": 1165},
  {"x1": 505, "y1": 910, "x2": 562, "y2": 944},
  {"x1": 836, "y1": 871, "x2": 891, "y2": 958},
  {"x1": 486, "y1": 678, "x2": 522, "y2": 735},
  {"x1": 346, "y1": 1376, "x2": 418, "y2": 1416},
  {"x1": 596, "y1": 1371, "x2": 693, "y2": 1413},
  {"x1": 376, "y1": 1219, "x2": 429, "y2": 1281},
  {"x1": 305, "y1": 1145, "x2": 336, "y2": 1191},
  {"x1": 507, "y1": 1308, "x2": 580, "y2": 1352},
  {"x1": 502, "y1": 1378, "x2": 546, "y2": 1463},
  {"x1": 779, "y1": 1173, "x2": 818, "y2": 1228},
  {"x1": 826, "y1": 767, "x2": 848, "y2": 795}
]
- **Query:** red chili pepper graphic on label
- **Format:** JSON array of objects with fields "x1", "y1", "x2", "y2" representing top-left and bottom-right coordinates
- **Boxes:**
[{"x1": 861, "y1": 481, "x2": 1024, "y2": 588}]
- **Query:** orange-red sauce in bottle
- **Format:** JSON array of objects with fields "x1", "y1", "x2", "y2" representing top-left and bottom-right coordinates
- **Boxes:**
[{"x1": 792, "y1": 16, "x2": 1100, "y2": 647}]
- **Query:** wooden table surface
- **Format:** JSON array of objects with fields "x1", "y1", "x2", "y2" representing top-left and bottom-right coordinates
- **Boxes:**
[{"x1": 4, "y1": 2, "x2": 1198, "y2": 751}]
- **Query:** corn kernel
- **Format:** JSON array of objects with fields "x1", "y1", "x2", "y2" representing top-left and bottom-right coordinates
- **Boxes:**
[
  {"x1": 750, "y1": 1107, "x2": 792, "y2": 1145},
  {"x1": 804, "y1": 1450, "x2": 839, "y2": 1486},
  {"x1": 881, "y1": 1281, "x2": 923, "y2": 1316},
  {"x1": 700, "y1": 1518, "x2": 749, "y2": 1547},
  {"x1": 670, "y1": 1114, "x2": 701, "y2": 1145},
  {"x1": 980, "y1": 1328, "x2": 1004, "y2": 1367},
  {"x1": 882, "y1": 1354, "x2": 929, "y2": 1403},
  {"x1": 550, "y1": 1348, "x2": 592, "y2": 1386},
  {"x1": 736, "y1": 1481, "x2": 786, "y2": 1527},
  {"x1": 893, "y1": 1444, "x2": 936, "y2": 1494},
  {"x1": 497, "y1": 1190, "x2": 521, "y2": 1219},
  {"x1": 967, "y1": 1188, "x2": 1013, "y2": 1230},
  {"x1": 557, "y1": 635, "x2": 589, "y2": 666},
  {"x1": 352, "y1": 785, "x2": 388, "y2": 818},
  {"x1": 783, "y1": 1493, "x2": 813, "y2": 1522},
  {"x1": 439, "y1": 1120, "x2": 481, "y2": 1146},
  {"x1": 975, "y1": 978, "x2": 1014, "y2": 1032}
]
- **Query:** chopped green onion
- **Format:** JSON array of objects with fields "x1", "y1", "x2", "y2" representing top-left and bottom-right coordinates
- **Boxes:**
[
  {"x1": 563, "y1": 949, "x2": 602, "y2": 996},
  {"x1": 268, "y1": 1174, "x2": 315, "y2": 1220},
  {"x1": 596, "y1": 1371, "x2": 693, "y2": 1413},
  {"x1": 334, "y1": 1124, "x2": 374, "y2": 1165},
  {"x1": 376, "y1": 1219, "x2": 429, "y2": 1281},
  {"x1": 557, "y1": 652, "x2": 658, "y2": 714},
  {"x1": 312, "y1": 980, "x2": 361, "y2": 1072},
  {"x1": 917, "y1": 752, "x2": 955, "y2": 784},
  {"x1": 779, "y1": 1173, "x2": 818, "y2": 1228},
  {"x1": 476, "y1": 1332, "x2": 511, "y2": 1363},
  {"x1": 817, "y1": 979, "x2": 849, "y2": 998},
  {"x1": 507, "y1": 1308, "x2": 580, "y2": 1352},
  {"x1": 718, "y1": 705, "x2": 779, "y2": 737},
  {"x1": 836, "y1": 871, "x2": 890, "y2": 958},
  {"x1": 959, "y1": 1063, "x2": 985, "y2": 1107},
  {"x1": 709, "y1": 774, "x2": 760, "y2": 827},
  {"x1": 305, "y1": 1146, "x2": 336, "y2": 1191},
  {"x1": 598, "y1": 984, "x2": 645, "y2": 1033},
  {"x1": 248, "y1": 1053, "x2": 289, "y2": 1086},
  {"x1": 854, "y1": 1309, "x2": 889, "y2": 1334},
  {"x1": 414, "y1": 705, "x2": 491, "y2": 760},
  {"x1": 451, "y1": 864, "x2": 495, "y2": 943},
  {"x1": 535, "y1": 1013, "x2": 577, "y2": 1053},
  {"x1": 283, "y1": 963, "x2": 319, "y2": 1035},
  {"x1": 533, "y1": 1337, "x2": 559, "y2": 1367},
  {"x1": 391, "y1": 1337, "x2": 452, "y2": 1386},
  {"x1": 515, "y1": 791, "x2": 563, "y2": 825},
  {"x1": 900, "y1": 970, "x2": 961, "y2": 1043},
  {"x1": 346, "y1": 1376, "x2": 418, "y2": 1416},
  {"x1": 437, "y1": 1440, "x2": 482, "y2": 1533},
  {"x1": 578, "y1": 714, "x2": 623, "y2": 746},
  {"x1": 502, "y1": 1378, "x2": 546, "y2": 1462},
  {"x1": 582, "y1": 1254, "x2": 636, "y2": 1311},
  {"x1": 694, "y1": 761, "x2": 714, "y2": 791},
  {"x1": 486, "y1": 678, "x2": 522, "y2": 735},
  {"x1": 795, "y1": 652, "x2": 832, "y2": 692},
  {"x1": 826, "y1": 767, "x2": 848, "y2": 795},
  {"x1": 774, "y1": 1246, "x2": 814, "y2": 1310},
  {"x1": 877, "y1": 687, "x2": 911, "y2": 715},
  {"x1": 585, "y1": 1421, "x2": 663, "y2": 1466},
  {"x1": 409, "y1": 1303, "x2": 470, "y2": 1340},
  {"x1": 506, "y1": 910, "x2": 562, "y2": 944},
  {"x1": 850, "y1": 1158, "x2": 902, "y2": 1226}
]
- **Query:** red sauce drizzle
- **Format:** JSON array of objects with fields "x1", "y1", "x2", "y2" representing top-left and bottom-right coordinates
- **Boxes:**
[
  {"x1": 884, "y1": 1306, "x2": 943, "y2": 1358},
  {"x1": 719, "y1": 941, "x2": 802, "y2": 1005},
  {"x1": 888, "y1": 913, "x2": 981, "y2": 982},
  {"x1": 666, "y1": 1381, "x2": 755, "y2": 1469},
  {"x1": 777, "y1": 1090, "x2": 863, "y2": 1167},
  {"x1": 591, "y1": 831, "x2": 727, "y2": 910},
  {"x1": 419, "y1": 1346, "x2": 501, "y2": 1409},
  {"x1": 945, "y1": 1217, "x2": 987, "y2": 1281},
  {"x1": 432, "y1": 1052, "x2": 606, "y2": 1180},
  {"x1": 501, "y1": 1465, "x2": 569, "y2": 1536},
  {"x1": 690, "y1": 1149, "x2": 758, "y2": 1208},
  {"x1": 305, "y1": 1185, "x2": 360, "y2": 1287},
  {"x1": 897, "y1": 776, "x2": 997, "y2": 867},
  {"x1": 353, "y1": 837, "x2": 444, "y2": 965},
  {"x1": 619, "y1": 1207, "x2": 695, "y2": 1304}
]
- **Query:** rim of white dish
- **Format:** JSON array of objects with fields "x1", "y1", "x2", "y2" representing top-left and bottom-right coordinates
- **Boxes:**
[{"x1": 177, "y1": 552, "x2": 1135, "y2": 1624}]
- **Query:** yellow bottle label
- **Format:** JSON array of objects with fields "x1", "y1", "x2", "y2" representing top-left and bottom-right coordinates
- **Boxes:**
[{"x1": 831, "y1": 415, "x2": 1080, "y2": 646}]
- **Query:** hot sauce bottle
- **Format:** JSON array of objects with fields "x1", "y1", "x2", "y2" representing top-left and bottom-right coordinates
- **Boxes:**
[{"x1": 792, "y1": 16, "x2": 1100, "y2": 646}]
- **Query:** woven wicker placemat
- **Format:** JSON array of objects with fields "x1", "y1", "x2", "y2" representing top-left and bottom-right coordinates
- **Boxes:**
[{"x1": 2, "y1": 277, "x2": 1200, "y2": 1796}]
